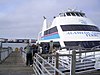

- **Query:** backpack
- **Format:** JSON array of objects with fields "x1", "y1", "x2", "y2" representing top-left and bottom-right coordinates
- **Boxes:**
[{"x1": 25, "y1": 45, "x2": 32, "y2": 54}]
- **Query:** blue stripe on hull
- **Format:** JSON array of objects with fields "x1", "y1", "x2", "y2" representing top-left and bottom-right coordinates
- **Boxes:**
[{"x1": 41, "y1": 34, "x2": 60, "y2": 40}]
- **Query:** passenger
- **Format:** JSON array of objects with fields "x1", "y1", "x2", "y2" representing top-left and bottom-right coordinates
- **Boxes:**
[
  {"x1": 46, "y1": 43, "x2": 50, "y2": 53},
  {"x1": 24, "y1": 42, "x2": 33, "y2": 66},
  {"x1": 42, "y1": 43, "x2": 46, "y2": 54},
  {"x1": 41, "y1": 43, "x2": 49, "y2": 54},
  {"x1": 37, "y1": 43, "x2": 42, "y2": 54},
  {"x1": 52, "y1": 44, "x2": 60, "y2": 54},
  {"x1": 32, "y1": 44, "x2": 38, "y2": 56},
  {"x1": 49, "y1": 40, "x2": 53, "y2": 54},
  {"x1": 52, "y1": 46, "x2": 57, "y2": 54},
  {"x1": 20, "y1": 47, "x2": 23, "y2": 54}
]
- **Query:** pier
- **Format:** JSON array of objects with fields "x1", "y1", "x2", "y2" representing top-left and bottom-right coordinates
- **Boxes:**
[
  {"x1": 0, "y1": 47, "x2": 100, "y2": 75},
  {"x1": 0, "y1": 50, "x2": 34, "y2": 75}
]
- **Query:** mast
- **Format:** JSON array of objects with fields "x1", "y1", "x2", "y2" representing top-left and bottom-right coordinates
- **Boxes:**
[{"x1": 41, "y1": 16, "x2": 47, "y2": 36}]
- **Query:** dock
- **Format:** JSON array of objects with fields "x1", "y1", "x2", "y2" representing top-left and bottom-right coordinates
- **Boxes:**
[
  {"x1": 0, "y1": 47, "x2": 100, "y2": 75},
  {"x1": 0, "y1": 51, "x2": 34, "y2": 75}
]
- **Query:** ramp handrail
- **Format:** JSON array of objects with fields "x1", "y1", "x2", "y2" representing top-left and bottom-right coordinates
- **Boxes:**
[
  {"x1": 33, "y1": 53, "x2": 65, "y2": 75},
  {"x1": 0, "y1": 47, "x2": 13, "y2": 63}
]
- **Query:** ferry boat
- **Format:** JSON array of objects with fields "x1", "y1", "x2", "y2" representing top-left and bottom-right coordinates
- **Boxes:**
[
  {"x1": 37, "y1": 9, "x2": 100, "y2": 71},
  {"x1": 37, "y1": 9, "x2": 100, "y2": 49}
]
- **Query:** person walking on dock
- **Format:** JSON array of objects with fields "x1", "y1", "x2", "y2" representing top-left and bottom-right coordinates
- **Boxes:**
[
  {"x1": 49, "y1": 40, "x2": 53, "y2": 54},
  {"x1": 32, "y1": 44, "x2": 38, "y2": 56},
  {"x1": 20, "y1": 47, "x2": 23, "y2": 55},
  {"x1": 24, "y1": 42, "x2": 33, "y2": 66}
]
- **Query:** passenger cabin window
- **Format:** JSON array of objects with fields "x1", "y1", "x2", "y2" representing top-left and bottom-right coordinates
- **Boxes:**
[
  {"x1": 44, "y1": 30, "x2": 49, "y2": 35},
  {"x1": 59, "y1": 13, "x2": 65, "y2": 17},
  {"x1": 76, "y1": 13, "x2": 80, "y2": 16},
  {"x1": 71, "y1": 12, "x2": 76, "y2": 16},
  {"x1": 60, "y1": 25, "x2": 100, "y2": 31},
  {"x1": 64, "y1": 41, "x2": 100, "y2": 48},
  {"x1": 66, "y1": 12, "x2": 86, "y2": 17},
  {"x1": 53, "y1": 42, "x2": 61, "y2": 48},
  {"x1": 66, "y1": 13, "x2": 71, "y2": 16},
  {"x1": 44, "y1": 26, "x2": 58, "y2": 35},
  {"x1": 79, "y1": 13, "x2": 85, "y2": 17}
]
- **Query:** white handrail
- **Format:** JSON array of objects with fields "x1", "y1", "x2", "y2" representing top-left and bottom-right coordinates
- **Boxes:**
[{"x1": 33, "y1": 53, "x2": 65, "y2": 75}]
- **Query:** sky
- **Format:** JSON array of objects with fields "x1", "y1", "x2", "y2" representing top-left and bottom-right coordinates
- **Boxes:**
[{"x1": 0, "y1": 0, "x2": 100, "y2": 39}]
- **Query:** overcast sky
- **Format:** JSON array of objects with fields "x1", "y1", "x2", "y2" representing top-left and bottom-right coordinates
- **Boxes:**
[{"x1": 0, "y1": 0, "x2": 100, "y2": 39}]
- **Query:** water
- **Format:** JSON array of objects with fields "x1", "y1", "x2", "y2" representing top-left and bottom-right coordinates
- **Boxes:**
[{"x1": 2, "y1": 43, "x2": 32, "y2": 51}]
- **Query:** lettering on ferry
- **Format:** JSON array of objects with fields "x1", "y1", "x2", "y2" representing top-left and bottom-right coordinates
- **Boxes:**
[{"x1": 66, "y1": 31, "x2": 100, "y2": 37}]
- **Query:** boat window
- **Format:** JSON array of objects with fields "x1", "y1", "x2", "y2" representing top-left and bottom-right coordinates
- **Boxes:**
[
  {"x1": 66, "y1": 13, "x2": 71, "y2": 16},
  {"x1": 60, "y1": 25, "x2": 100, "y2": 31},
  {"x1": 66, "y1": 12, "x2": 86, "y2": 17},
  {"x1": 80, "y1": 13, "x2": 83, "y2": 17},
  {"x1": 44, "y1": 30, "x2": 49, "y2": 35},
  {"x1": 53, "y1": 42, "x2": 61, "y2": 48},
  {"x1": 49, "y1": 26, "x2": 58, "y2": 34},
  {"x1": 64, "y1": 41, "x2": 79, "y2": 46},
  {"x1": 44, "y1": 26, "x2": 58, "y2": 35},
  {"x1": 71, "y1": 12, "x2": 76, "y2": 16},
  {"x1": 64, "y1": 41, "x2": 100, "y2": 48},
  {"x1": 75, "y1": 13, "x2": 80, "y2": 16},
  {"x1": 81, "y1": 13, "x2": 85, "y2": 17},
  {"x1": 59, "y1": 13, "x2": 65, "y2": 17}
]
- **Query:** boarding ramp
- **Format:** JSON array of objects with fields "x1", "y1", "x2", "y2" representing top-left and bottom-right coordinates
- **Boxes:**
[{"x1": 0, "y1": 50, "x2": 34, "y2": 75}]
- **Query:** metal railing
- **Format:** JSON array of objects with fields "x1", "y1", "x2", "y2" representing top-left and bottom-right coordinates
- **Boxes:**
[
  {"x1": 33, "y1": 53, "x2": 66, "y2": 75},
  {"x1": 59, "y1": 46, "x2": 100, "y2": 74},
  {"x1": 0, "y1": 47, "x2": 13, "y2": 63},
  {"x1": 32, "y1": 45, "x2": 100, "y2": 75},
  {"x1": 75, "y1": 48, "x2": 100, "y2": 72}
]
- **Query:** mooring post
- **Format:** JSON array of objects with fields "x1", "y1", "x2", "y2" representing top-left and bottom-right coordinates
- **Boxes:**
[
  {"x1": 55, "y1": 53, "x2": 59, "y2": 75},
  {"x1": 70, "y1": 50, "x2": 76, "y2": 75}
]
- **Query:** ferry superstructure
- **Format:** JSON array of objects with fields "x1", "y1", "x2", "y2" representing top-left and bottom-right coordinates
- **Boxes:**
[
  {"x1": 37, "y1": 9, "x2": 100, "y2": 48},
  {"x1": 37, "y1": 9, "x2": 100, "y2": 71}
]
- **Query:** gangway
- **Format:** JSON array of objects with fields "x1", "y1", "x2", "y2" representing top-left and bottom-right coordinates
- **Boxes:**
[
  {"x1": 2, "y1": 46, "x2": 100, "y2": 75},
  {"x1": 0, "y1": 49, "x2": 34, "y2": 75}
]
